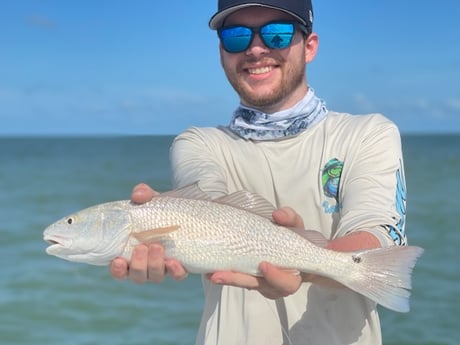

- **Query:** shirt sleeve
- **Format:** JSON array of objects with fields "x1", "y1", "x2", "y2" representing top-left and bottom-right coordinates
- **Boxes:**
[
  {"x1": 170, "y1": 127, "x2": 229, "y2": 199},
  {"x1": 335, "y1": 116, "x2": 408, "y2": 247}
]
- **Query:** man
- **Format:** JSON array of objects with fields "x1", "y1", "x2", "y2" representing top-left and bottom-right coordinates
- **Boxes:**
[{"x1": 111, "y1": 1, "x2": 408, "y2": 344}]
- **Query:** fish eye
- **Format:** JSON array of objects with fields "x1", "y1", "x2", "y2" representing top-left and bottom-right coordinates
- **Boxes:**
[{"x1": 66, "y1": 218, "x2": 73, "y2": 225}]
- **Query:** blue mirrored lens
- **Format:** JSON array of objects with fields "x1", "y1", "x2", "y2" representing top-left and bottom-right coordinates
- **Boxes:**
[
  {"x1": 260, "y1": 23, "x2": 295, "y2": 49},
  {"x1": 219, "y1": 22, "x2": 297, "y2": 53},
  {"x1": 220, "y1": 26, "x2": 253, "y2": 53}
]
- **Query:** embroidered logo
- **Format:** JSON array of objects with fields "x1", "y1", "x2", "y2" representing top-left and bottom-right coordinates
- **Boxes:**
[{"x1": 321, "y1": 158, "x2": 343, "y2": 214}]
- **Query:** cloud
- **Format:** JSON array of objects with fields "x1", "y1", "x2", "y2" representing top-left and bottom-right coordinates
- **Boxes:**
[
  {"x1": 446, "y1": 98, "x2": 460, "y2": 112},
  {"x1": 400, "y1": 98, "x2": 460, "y2": 120},
  {"x1": 3, "y1": 82, "x2": 458, "y2": 135},
  {"x1": 0, "y1": 84, "x2": 232, "y2": 135},
  {"x1": 350, "y1": 92, "x2": 459, "y2": 117},
  {"x1": 351, "y1": 93, "x2": 376, "y2": 113},
  {"x1": 26, "y1": 15, "x2": 56, "y2": 30},
  {"x1": 343, "y1": 92, "x2": 460, "y2": 132}
]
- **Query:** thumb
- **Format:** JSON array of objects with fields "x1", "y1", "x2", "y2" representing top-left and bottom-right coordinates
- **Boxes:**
[
  {"x1": 272, "y1": 207, "x2": 304, "y2": 229},
  {"x1": 131, "y1": 183, "x2": 159, "y2": 204}
]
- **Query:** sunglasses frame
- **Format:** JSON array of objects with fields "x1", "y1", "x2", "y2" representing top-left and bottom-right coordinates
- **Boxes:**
[{"x1": 218, "y1": 20, "x2": 310, "y2": 54}]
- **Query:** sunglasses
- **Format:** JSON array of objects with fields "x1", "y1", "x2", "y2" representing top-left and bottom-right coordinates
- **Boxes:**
[{"x1": 218, "y1": 21, "x2": 309, "y2": 54}]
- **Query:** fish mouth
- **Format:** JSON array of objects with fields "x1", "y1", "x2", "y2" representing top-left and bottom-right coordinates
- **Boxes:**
[
  {"x1": 45, "y1": 238, "x2": 59, "y2": 245},
  {"x1": 43, "y1": 235, "x2": 71, "y2": 253}
]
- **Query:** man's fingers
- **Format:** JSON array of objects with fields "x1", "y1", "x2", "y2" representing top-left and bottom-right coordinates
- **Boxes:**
[
  {"x1": 208, "y1": 264, "x2": 302, "y2": 300},
  {"x1": 128, "y1": 244, "x2": 149, "y2": 284},
  {"x1": 146, "y1": 243, "x2": 167, "y2": 283},
  {"x1": 272, "y1": 207, "x2": 305, "y2": 229},
  {"x1": 165, "y1": 259, "x2": 189, "y2": 281},
  {"x1": 131, "y1": 183, "x2": 159, "y2": 204},
  {"x1": 111, "y1": 242, "x2": 188, "y2": 285},
  {"x1": 208, "y1": 271, "x2": 261, "y2": 290},
  {"x1": 110, "y1": 257, "x2": 129, "y2": 280},
  {"x1": 259, "y1": 262, "x2": 301, "y2": 297}
]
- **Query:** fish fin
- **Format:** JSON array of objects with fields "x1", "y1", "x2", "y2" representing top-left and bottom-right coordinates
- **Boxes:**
[
  {"x1": 160, "y1": 182, "x2": 212, "y2": 201},
  {"x1": 336, "y1": 245, "x2": 424, "y2": 313},
  {"x1": 289, "y1": 229, "x2": 329, "y2": 248},
  {"x1": 214, "y1": 191, "x2": 276, "y2": 219},
  {"x1": 161, "y1": 183, "x2": 275, "y2": 219},
  {"x1": 133, "y1": 225, "x2": 181, "y2": 243}
]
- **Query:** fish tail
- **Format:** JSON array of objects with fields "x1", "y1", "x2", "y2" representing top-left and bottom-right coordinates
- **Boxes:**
[{"x1": 340, "y1": 245, "x2": 423, "y2": 313}]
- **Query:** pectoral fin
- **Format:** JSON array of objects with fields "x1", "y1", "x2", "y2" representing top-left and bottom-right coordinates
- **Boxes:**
[{"x1": 133, "y1": 225, "x2": 180, "y2": 243}]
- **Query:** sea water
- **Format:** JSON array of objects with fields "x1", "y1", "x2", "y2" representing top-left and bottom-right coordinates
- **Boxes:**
[{"x1": 0, "y1": 135, "x2": 458, "y2": 345}]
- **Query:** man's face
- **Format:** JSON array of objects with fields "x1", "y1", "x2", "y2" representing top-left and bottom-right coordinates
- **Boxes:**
[{"x1": 220, "y1": 7, "x2": 316, "y2": 112}]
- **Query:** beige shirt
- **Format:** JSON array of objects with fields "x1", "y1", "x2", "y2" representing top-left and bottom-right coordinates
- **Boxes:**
[{"x1": 170, "y1": 111, "x2": 406, "y2": 345}]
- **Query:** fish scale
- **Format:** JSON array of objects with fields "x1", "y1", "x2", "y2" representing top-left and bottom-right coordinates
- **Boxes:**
[
  {"x1": 133, "y1": 197, "x2": 312, "y2": 273},
  {"x1": 44, "y1": 183, "x2": 423, "y2": 313}
]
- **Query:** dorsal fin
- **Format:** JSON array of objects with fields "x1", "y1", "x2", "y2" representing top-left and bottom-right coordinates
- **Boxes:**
[
  {"x1": 160, "y1": 182, "x2": 276, "y2": 220},
  {"x1": 214, "y1": 191, "x2": 276, "y2": 220}
]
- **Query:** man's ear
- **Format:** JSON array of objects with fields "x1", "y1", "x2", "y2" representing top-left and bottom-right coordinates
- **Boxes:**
[{"x1": 304, "y1": 33, "x2": 319, "y2": 64}]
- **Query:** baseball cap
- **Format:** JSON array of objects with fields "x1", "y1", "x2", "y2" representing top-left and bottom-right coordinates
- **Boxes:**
[{"x1": 209, "y1": 0, "x2": 314, "y2": 30}]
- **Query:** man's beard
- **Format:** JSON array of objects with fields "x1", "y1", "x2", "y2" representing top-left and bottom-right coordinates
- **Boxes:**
[{"x1": 224, "y1": 56, "x2": 306, "y2": 109}]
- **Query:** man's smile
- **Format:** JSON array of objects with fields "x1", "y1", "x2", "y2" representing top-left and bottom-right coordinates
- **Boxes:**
[{"x1": 247, "y1": 66, "x2": 274, "y2": 75}]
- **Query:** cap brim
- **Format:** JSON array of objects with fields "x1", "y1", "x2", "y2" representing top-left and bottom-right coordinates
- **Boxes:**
[{"x1": 209, "y1": 4, "x2": 307, "y2": 29}]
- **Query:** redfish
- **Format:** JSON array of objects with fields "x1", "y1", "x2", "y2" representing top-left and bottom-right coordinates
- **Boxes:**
[{"x1": 43, "y1": 183, "x2": 423, "y2": 312}]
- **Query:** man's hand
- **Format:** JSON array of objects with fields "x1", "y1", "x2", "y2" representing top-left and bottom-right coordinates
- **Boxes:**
[
  {"x1": 109, "y1": 183, "x2": 188, "y2": 284},
  {"x1": 206, "y1": 207, "x2": 306, "y2": 299}
]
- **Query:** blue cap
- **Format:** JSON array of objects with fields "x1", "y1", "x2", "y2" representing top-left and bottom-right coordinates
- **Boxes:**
[{"x1": 209, "y1": 0, "x2": 314, "y2": 30}]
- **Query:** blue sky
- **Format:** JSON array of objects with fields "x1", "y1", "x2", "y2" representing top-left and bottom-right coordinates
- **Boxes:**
[{"x1": 1, "y1": 1, "x2": 459, "y2": 135}]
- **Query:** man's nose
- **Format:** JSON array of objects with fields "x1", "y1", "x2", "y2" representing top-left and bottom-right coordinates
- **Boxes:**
[{"x1": 245, "y1": 34, "x2": 270, "y2": 56}]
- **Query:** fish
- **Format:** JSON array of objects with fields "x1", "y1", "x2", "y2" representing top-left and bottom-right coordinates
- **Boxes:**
[{"x1": 43, "y1": 183, "x2": 423, "y2": 313}]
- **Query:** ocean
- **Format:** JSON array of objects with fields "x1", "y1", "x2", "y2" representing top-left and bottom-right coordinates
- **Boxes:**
[{"x1": 0, "y1": 134, "x2": 458, "y2": 345}]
